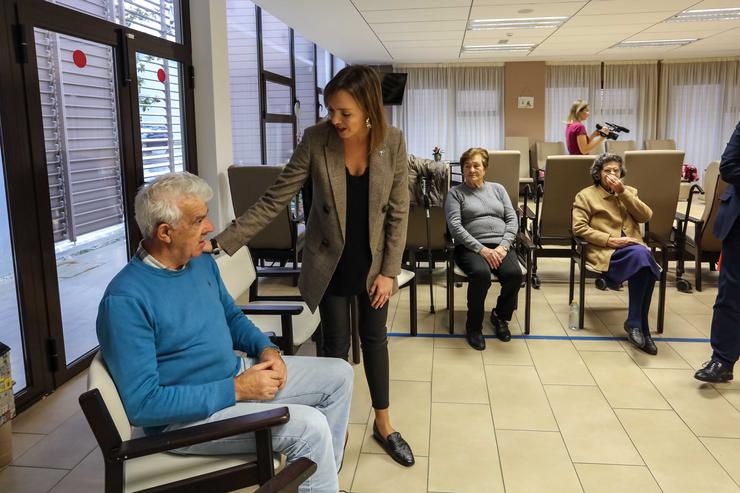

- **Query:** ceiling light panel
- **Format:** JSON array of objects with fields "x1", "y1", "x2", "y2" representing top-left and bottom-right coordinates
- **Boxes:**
[
  {"x1": 613, "y1": 38, "x2": 698, "y2": 48},
  {"x1": 462, "y1": 43, "x2": 536, "y2": 52},
  {"x1": 468, "y1": 16, "x2": 568, "y2": 30},
  {"x1": 667, "y1": 7, "x2": 740, "y2": 22}
]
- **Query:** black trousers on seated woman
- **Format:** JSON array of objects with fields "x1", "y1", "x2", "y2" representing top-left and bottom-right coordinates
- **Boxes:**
[
  {"x1": 604, "y1": 245, "x2": 661, "y2": 332},
  {"x1": 455, "y1": 243, "x2": 522, "y2": 332}
]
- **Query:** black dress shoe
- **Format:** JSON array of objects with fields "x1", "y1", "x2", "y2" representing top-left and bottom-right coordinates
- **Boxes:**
[
  {"x1": 490, "y1": 312, "x2": 511, "y2": 342},
  {"x1": 372, "y1": 422, "x2": 415, "y2": 467},
  {"x1": 641, "y1": 331, "x2": 658, "y2": 356},
  {"x1": 466, "y1": 331, "x2": 486, "y2": 351},
  {"x1": 623, "y1": 322, "x2": 652, "y2": 355},
  {"x1": 695, "y1": 359, "x2": 734, "y2": 383}
]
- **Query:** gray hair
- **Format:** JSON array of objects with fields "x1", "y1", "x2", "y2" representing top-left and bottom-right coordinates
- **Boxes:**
[
  {"x1": 134, "y1": 172, "x2": 213, "y2": 239},
  {"x1": 590, "y1": 153, "x2": 625, "y2": 185}
]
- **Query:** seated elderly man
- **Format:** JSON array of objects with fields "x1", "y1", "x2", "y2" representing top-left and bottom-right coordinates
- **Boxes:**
[{"x1": 96, "y1": 172, "x2": 353, "y2": 493}]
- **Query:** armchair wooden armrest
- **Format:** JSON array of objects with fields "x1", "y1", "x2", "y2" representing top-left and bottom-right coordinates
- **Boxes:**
[
  {"x1": 240, "y1": 304, "x2": 304, "y2": 316},
  {"x1": 255, "y1": 457, "x2": 317, "y2": 493}
]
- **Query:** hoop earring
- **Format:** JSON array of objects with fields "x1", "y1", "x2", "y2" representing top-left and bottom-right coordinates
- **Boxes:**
[{"x1": 365, "y1": 117, "x2": 372, "y2": 129}]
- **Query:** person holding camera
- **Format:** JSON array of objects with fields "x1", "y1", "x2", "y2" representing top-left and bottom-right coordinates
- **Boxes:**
[
  {"x1": 566, "y1": 99, "x2": 608, "y2": 155},
  {"x1": 444, "y1": 148, "x2": 521, "y2": 351},
  {"x1": 572, "y1": 154, "x2": 661, "y2": 355}
]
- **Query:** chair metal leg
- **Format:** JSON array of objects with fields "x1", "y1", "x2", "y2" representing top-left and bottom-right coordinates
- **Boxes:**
[
  {"x1": 410, "y1": 278, "x2": 418, "y2": 336},
  {"x1": 350, "y1": 295, "x2": 361, "y2": 364},
  {"x1": 578, "y1": 256, "x2": 586, "y2": 329},
  {"x1": 447, "y1": 255, "x2": 454, "y2": 334},
  {"x1": 525, "y1": 249, "x2": 532, "y2": 335},
  {"x1": 568, "y1": 256, "x2": 575, "y2": 304},
  {"x1": 657, "y1": 251, "x2": 667, "y2": 334}
]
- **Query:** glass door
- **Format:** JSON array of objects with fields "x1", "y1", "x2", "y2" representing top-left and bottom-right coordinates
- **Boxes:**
[{"x1": 32, "y1": 29, "x2": 129, "y2": 369}]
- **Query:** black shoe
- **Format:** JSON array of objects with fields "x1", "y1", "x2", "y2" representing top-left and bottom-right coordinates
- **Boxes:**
[
  {"x1": 372, "y1": 422, "x2": 415, "y2": 467},
  {"x1": 641, "y1": 331, "x2": 658, "y2": 356},
  {"x1": 623, "y1": 322, "x2": 653, "y2": 355},
  {"x1": 466, "y1": 331, "x2": 486, "y2": 351},
  {"x1": 695, "y1": 359, "x2": 734, "y2": 383},
  {"x1": 490, "y1": 312, "x2": 512, "y2": 342}
]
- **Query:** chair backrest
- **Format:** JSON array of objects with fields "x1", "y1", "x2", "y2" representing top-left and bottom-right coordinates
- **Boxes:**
[
  {"x1": 406, "y1": 206, "x2": 448, "y2": 251},
  {"x1": 605, "y1": 140, "x2": 637, "y2": 157},
  {"x1": 623, "y1": 150, "x2": 685, "y2": 239},
  {"x1": 87, "y1": 352, "x2": 133, "y2": 441},
  {"x1": 216, "y1": 247, "x2": 257, "y2": 303},
  {"x1": 535, "y1": 141, "x2": 567, "y2": 170},
  {"x1": 645, "y1": 139, "x2": 676, "y2": 150},
  {"x1": 538, "y1": 155, "x2": 595, "y2": 240},
  {"x1": 486, "y1": 150, "x2": 520, "y2": 207},
  {"x1": 228, "y1": 165, "x2": 293, "y2": 250},
  {"x1": 504, "y1": 136, "x2": 531, "y2": 179},
  {"x1": 698, "y1": 161, "x2": 728, "y2": 252}
]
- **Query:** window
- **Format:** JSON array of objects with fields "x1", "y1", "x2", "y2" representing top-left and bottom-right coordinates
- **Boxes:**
[{"x1": 47, "y1": 0, "x2": 182, "y2": 42}]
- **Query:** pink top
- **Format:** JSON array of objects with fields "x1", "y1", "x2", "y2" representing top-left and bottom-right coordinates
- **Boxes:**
[{"x1": 566, "y1": 122, "x2": 587, "y2": 155}]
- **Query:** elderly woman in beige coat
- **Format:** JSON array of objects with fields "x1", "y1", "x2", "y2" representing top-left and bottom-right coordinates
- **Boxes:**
[
  {"x1": 572, "y1": 153, "x2": 661, "y2": 355},
  {"x1": 212, "y1": 65, "x2": 414, "y2": 467}
]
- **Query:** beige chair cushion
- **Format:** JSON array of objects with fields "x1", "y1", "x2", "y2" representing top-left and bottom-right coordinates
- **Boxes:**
[
  {"x1": 605, "y1": 140, "x2": 636, "y2": 157},
  {"x1": 88, "y1": 353, "x2": 133, "y2": 441},
  {"x1": 398, "y1": 269, "x2": 415, "y2": 288},
  {"x1": 486, "y1": 150, "x2": 520, "y2": 207},
  {"x1": 538, "y1": 155, "x2": 595, "y2": 240},
  {"x1": 535, "y1": 141, "x2": 567, "y2": 170},
  {"x1": 504, "y1": 136, "x2": 532, "y2": 180},
  {"x1": 644, "y1": 139, "x2": 676, "y2": 150}
]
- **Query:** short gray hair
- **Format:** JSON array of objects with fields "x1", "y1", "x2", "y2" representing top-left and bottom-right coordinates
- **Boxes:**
[
  {"x1": 590, "y1": 153, "x2": 625, "y2": 185},
  {"x1": 134, "y1": 172, "x2": 213, "y2": 239}
]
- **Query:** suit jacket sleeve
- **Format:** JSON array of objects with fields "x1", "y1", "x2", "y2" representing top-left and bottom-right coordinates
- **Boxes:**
[
  {"x1": 381, "y1": 130, "x2": 410, "y2": 277},
  {"x1": 720, "y1": 121, "x2": 740, "y2": 186},
  {"x1": 572, "y1": 189, "x2": 610, "y2": 247},
  {"x1": 216, "y1": 132, "x2": 312, "y2": 255}
]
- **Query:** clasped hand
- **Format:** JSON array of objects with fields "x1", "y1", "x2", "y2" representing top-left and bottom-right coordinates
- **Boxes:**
[
  {"x1": 606, "y1": 236, "x2": 641, "y2": 249},
  {"x1": 603, "y1": 174, "x2": 625, "y2": 194},
  {"x1": 234, "y1": 350, "x2": 287, "y2": 401},
  {"x1": 479, "y1": 245, "x2": 507, "y2": 269}
]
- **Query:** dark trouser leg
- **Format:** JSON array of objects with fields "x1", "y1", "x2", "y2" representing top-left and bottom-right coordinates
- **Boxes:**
[
  {"x1": 627, "y1": 267, "x2": 654, "y2": 331},
  {"x1": 356, "y1": 290, "x2": 390, "y2": 410},
  {"x1": 493, "y1": 250, "x2": 523, "y2": 321},
  {"x1": 711, "y1": 226, "x2": 740, "y2": 367},
  {"x1": 318, "y1": 294, "x2": 352, "y2": 360},
  {"x1": 454, "y1": 245, "x2": 492, "y2": 332},
  {"x1": 641, "y1": 270, "x2": 656, "y2": 334}
]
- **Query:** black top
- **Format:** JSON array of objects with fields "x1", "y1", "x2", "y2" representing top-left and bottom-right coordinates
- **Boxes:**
[{"x1": 327, "y1": 167, "x2": 372, "y2": 296}]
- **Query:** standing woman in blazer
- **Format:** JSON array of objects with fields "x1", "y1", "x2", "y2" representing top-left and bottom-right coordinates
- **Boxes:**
[{"x1": 212, "y1": 65, "x2": 414, "y2": 467}]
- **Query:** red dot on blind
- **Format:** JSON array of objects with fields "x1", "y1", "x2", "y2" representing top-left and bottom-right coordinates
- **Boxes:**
[
  {"x1": 157, "y1": 68, "x2": 166, "y2": 83},
  {"x1": 72, "y1": 50, "x2": 87, "y2": 68}
]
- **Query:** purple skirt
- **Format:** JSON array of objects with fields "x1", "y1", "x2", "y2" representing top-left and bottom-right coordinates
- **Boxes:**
[{"x1": 603, "y1": 245, "x2": 661, "y2": 289}]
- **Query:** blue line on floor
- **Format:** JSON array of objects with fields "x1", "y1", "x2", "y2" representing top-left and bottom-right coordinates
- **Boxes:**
[{"x1": 387, "y1": 332, "x2": 710, "y2": 343}]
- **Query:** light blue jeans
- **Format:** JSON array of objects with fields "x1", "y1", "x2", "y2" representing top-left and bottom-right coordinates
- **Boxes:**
[{"x1": 166, "y1": 355, "x2": 353, "y2": 493}]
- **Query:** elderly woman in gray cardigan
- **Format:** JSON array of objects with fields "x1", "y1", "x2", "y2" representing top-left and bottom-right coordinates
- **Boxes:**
[{"x1": 445, "y1": 147, "x2": 521, "y2": 351}]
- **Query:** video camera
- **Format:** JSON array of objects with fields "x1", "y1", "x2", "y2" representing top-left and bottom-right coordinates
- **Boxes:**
[{"x1": 596, "y1": 122, "x2": 630, "y2": 140}]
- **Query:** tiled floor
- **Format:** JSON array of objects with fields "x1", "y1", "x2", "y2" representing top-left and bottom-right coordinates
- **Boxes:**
[{"x1": 2, "y1": 246, "x2": 739, "y2": 492}]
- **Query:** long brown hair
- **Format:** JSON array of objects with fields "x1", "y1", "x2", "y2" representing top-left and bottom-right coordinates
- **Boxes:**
[{"x1": 324, "y1": 65, "x2": 388, "y2": 153}]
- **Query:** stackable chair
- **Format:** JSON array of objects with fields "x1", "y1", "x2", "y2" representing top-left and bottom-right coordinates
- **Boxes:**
[
  {"x1": 504, "y1": 136, "x2": 535, "y2": 192},
  {"x1": 622, "y1": 150, "x2": 685, "y2": 332},
  {"x1": 80, "y1": 353, "x2": 316, "y2": 493},
  {"x1": 534, "y1": 141, "x2": 567, "y2": 172},
  {"x1": 228, "y1": 165, "x2": 304, "y2": 291},
  {"x1": 645, "y1": 139, "x2": 676, "y2": 150},
  {"x1": 605, "y1": 140, "x2": 637, "y2": 158},
  {"x1": 674, "y1": 161, "x2": 727, "y2": 292},
  {"x1": 528, "y1": 155, "x2": 595, "y2": 289},
  {"x1": 216, "y1": 247, "x2": 320, "y2": 355},
  {"x1": 447, "y1": 151, "x2": 534, "y2": 335}
]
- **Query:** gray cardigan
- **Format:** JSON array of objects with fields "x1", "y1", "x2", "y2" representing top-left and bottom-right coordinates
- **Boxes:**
[{"x1": 444, "y1": 182, "x2": 518, "y2": 253}]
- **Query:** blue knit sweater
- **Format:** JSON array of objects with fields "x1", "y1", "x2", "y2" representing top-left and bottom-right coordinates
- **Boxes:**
[{"x1": 96, "y1": 255, "x2": 275, "y2": 433}]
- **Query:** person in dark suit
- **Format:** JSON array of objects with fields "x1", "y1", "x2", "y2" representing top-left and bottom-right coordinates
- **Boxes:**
[
  {"x1": 695, "y1": 120, "x2": 740, "y2": 383},
  {"x1": 211, "y1": 65, "x2": 415, "y2": 466}
]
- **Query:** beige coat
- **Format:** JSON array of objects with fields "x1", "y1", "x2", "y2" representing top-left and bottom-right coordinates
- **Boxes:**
[
  {"x1": 572, "y1": 184, "x2": 652, "y2": 271},
  {"x1": 216, "y1": 121, "x2": 409, "y2": 312}
]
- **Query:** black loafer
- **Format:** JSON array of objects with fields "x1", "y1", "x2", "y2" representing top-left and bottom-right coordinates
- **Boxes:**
[
  {"x1": 491, "y1": 312, "x2": 512, "y2": 342},
  {"x1": 466, "y1": 331, "x2": 486, "y2": 351},
  {"x1": 695, "y1": 359, "x2": 734, "y2": 383},
  {"x1": 641, "y1": 331, "x2": 658, "y2": 355},
  {"x1": 372, "y1": 422, "x2": 415, "y2": 467}
]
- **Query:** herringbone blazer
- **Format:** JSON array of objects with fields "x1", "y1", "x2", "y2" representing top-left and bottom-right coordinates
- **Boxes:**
[
  {"x1": 572, "y1": 184, "x2": 652, "y2": 271},
  {"x1": 216, "y1": 121, "x2": 410, "y2": 312}
]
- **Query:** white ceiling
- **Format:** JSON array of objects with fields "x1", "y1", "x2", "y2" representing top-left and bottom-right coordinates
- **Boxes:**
[{"x1": 253, "y1": 0, "x2": 740, "y2": 63}]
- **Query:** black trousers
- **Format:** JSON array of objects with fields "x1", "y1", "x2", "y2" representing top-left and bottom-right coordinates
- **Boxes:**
[
  {"x1": 319, "y1": 290, "x2": 389, "y2": 409},
  {"x1": 711, "y1": 224, "x2": 740, "y2": 367},
  {"x1": 454, "y1": 244, "x2": 522, "y2": 332},
  {"x1": 626, "y1": 267, "x2": 656, "y2": 333}
]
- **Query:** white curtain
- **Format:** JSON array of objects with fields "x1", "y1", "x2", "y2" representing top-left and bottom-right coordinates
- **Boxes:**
[
  {"x1": 659, "y1": 60, "x2": 740, "y2": 174},
  {"x1": 602, "y1": 62, "x2": 658, "y2": 149},
  {"x1": 392, "y1": 65, "x2": 504, "y2": 161},
  {"x1": 545, "y1": 63, "x2": 601, "y2": 142}
]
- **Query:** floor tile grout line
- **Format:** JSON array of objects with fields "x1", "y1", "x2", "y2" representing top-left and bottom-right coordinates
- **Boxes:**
[{"x1": 481, "y1": 351, "x2": 507, "y2": 493}]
